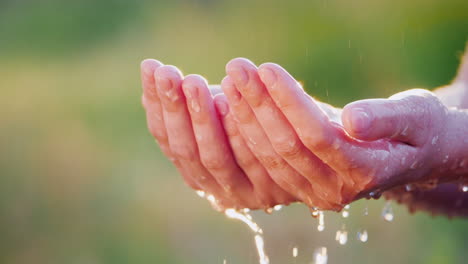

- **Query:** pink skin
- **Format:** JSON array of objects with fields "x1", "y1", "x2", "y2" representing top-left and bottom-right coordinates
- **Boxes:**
[
  {"x1": 141, "y1": 54, "x2": 468, "y2": 212},
  {"x1": 140, "y1": 59, "x2": 295, "y2": 210}
]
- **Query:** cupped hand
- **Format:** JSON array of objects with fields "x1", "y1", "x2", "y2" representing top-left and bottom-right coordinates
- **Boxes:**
[
  {"x1": 219, "y1": 58, "x2": 458, "y2": 210},
  {"x1": 140, "y1": 59, "x2": 296, "y2": 211}
]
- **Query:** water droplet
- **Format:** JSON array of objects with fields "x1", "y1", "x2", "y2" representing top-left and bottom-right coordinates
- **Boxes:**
[
  {"x1": 363, "y1": 206, "x2": 369, "y2": 216},
  {"x1": 223, "y1": 259, "x2": 227, "y2": 264},
  {"x1": 273, "y1": 205, "x2": 283, "y2": 211},
  {"x1": 264, "y1": 208, "x2": 274, "y2": 214},
  {"x1": 461, "y1": 184, "x2": 468, "y2": 192},
  {"x1": 309, "y1": 207, "x2": 320, "y2": 218},
  {"x1": 313, "y1": 247, "x2": 328, "y2": 264},
  {"x1": 431, "y1": 136, "x2": 438, "y2": 145},
  {"x1": 317, "y1": 211, "x2": 325, "y2": 232},
  {"x1": 410, "y1": 161, "x2": 418, "y2": 169},
  {"x1": 341, "y1": 205, "x2": 350, "y2": 218},
  {"x1": 443, "y1": 155, "x2": 449, "y2": 164},
  {"x1": 335, "y1": 226, "x2": 348, "y2": 245},
  {"x1": 196, "y1": 190, "x2": 206, "y2": 198},
  {"x1": 357, "y1": 229, "x2": 368, "y2": 242},
  {"x1": 242, "y1": 208, "x2": 250, "y2": 213},
  {"x1": 292, "y1": 247, "x2": 298, "y2": 258},
  {"x1": 368, "y1": 190, "x2": 382, "y2": 199},
  {"x1": 248, "y1": 137, "x2": 257, "y2": 145},
  {"x1": 405, "y1": 184, "x2": 415, "y2": 192},
  {"x1": 382, "y1": 201, "x2": 394, "y2": 222}
]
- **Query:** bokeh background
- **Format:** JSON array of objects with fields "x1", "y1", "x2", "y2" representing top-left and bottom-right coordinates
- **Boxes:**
[{"x1": 1, "y1": 0, "x2": 468, "y2": 263}]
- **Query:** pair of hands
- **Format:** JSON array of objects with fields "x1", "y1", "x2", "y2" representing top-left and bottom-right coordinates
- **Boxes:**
[{"x1": 141, "y1": 58, "x2": 457, "y2": 211}]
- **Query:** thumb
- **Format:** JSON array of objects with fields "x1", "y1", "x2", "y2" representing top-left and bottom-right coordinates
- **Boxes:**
[{"x1": 342, "y1": 89, "x2": 439, "y2": 146}]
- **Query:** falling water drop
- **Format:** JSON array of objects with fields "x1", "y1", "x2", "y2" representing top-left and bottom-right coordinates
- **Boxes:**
[
  {"x1": 313, "y1": 247, "x2": 328, "y2": 264},
  {"x1": 341, "y1": 205, "x2": 350, "y2": 218},
  {"x1": 382, "y1": 201, "x2": 394, "y2": 222},
  {"x1": 363, "y1": 206, "x2": 369, "y2": 216},
  {"x1": 292, "y1": 247, "x2": 298, "y2": 258},
  {"x1": 264, "y1": 208, "x2": 274, "y2": 214},
  {"x1": 317, "y1": 211, "x2": 325, "y2": 232},
  {"x1": 223, "y1": 259, "x2": 227, "y2": 264},
  {"x1": 335, "y1": 225, "x2": 348, "y2": 245},
  {"x1": 357, "y1": 229, "x2": 368, "y2": 242}
]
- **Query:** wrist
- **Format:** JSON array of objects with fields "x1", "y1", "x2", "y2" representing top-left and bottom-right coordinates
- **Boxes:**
[{"x1": 429, "y1": 108, "x2": 468, "y2": 183}]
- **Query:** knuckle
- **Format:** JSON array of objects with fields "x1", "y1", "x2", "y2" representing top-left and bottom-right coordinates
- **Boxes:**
[
  {"x1": 301, "y1": 133, "x2": 331, "y2": 152},
  {"x1": 258, "y1": 155, "x2": 287, "y2": 170},
  {"x1": 200, "y1": 154, "x2": 228, "y2": 170},
  {"x1": 272, "y1": 137, "x2": 302, "y2": 158},
  {"x1": 171, "y1": 144, "x2": 198, "y2": 162},
  {"x1": 236, "y1": 154, "x2": 257, "y2": 169}
]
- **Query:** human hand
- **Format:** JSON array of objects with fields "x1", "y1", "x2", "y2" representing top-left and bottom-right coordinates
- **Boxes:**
[
  {"x1": 140, "y1": 59, "x2": 296, "y2": 211},
  {"x1": 219, "y1": 58, "x2": 463, "y2": 210}
]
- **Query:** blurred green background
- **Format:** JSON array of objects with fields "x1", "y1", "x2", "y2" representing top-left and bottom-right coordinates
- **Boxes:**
[{"x1": 1, "y1": 0, "x2": 467, "y2": 263}]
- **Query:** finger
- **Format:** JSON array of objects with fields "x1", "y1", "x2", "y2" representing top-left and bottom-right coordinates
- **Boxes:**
[
  {"x1": 155, "y1": 65, "x2": 228, "y2": 205},
  {"x1": 141, "y1": 59, "x2": 200, "y2": 190},
  {"x1": 221, "y1": 75, "x2": 331, "y2": 209},
  {"x1": 342, "y1": 89, "x2": 438, "y2": 146},
  {"x1": 226, "y1": 58, "x2": 342, "y2": 206},
  {"x1": 182, "y1": 74, "x2": 258, "y2": 208},
  {"x1": 141, "y1": 59, "x2": 169, "y2": 151},
  {"x1": 214, "y1": 94, "x2": 296, "y2": 206}
]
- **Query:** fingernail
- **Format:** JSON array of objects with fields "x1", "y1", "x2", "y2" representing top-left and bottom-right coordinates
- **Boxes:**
[
  {"x1": 230, "y1": 67, "x2": 248, "y2": 85},
  {"x1": 215, "y1": 99, "x2": 229, "y2": 116},
  {"x1": 259, "y1": 67, "x2": 276, "y2": 87},
  {"x1": 156, "y1": 76, "x2": 171, "y2": 92},
  {"x1": 184, "y1": 84, "x2": 201, "y2": 113},
  {"x1": 350, "y1": 108, "x2": 371, "y2": 134}
]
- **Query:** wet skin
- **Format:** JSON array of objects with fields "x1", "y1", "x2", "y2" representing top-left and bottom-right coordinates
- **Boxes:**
[{"x1": 140, "y1": 57, "x2": 468, "y2": 212}]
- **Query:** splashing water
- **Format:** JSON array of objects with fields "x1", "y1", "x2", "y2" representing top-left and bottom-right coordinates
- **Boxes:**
[
  {"x1": 357, "y1": 229, "x2": 368, "y2": 242},
  {"x1": 382, "y1": 201, "x2": 394, "y2": 222},
  {"x1": 313, "y1": 247, "x2": 328, "y2": 264},
  {"x1": 224, "y1": 209, "x2": 269, "y2": 264}
]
